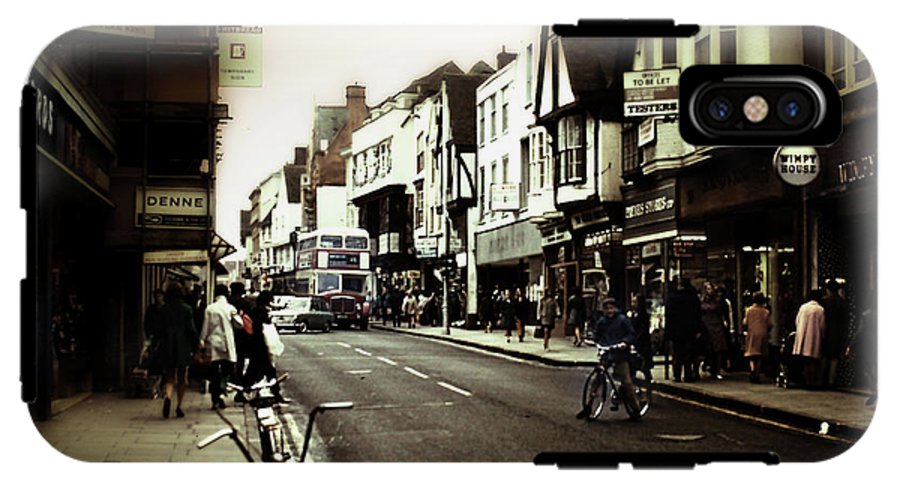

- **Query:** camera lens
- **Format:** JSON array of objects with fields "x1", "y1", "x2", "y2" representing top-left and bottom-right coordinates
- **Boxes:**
[
  {"x1": 707, "y1": 97, "x2": 733, "y2": 122},
  {"x1": 776, "y1": 92, "x2": 815, "y2": 127}
]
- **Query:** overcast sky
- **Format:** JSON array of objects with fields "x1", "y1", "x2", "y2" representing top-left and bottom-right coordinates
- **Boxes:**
[{"x1": 216, "y1": 25, "x2": 540, "y2": 257}]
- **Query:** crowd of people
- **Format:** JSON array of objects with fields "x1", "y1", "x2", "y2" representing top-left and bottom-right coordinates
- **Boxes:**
[
  {"x1": 142, "y1": 281, "x2": 287, "y2": 419},
  {"x1": 662, "y1": 277, "x2": 871, "y2": 399},
  {"x1": 373, "y1": 287, "x2": 441, "y2": 328}
]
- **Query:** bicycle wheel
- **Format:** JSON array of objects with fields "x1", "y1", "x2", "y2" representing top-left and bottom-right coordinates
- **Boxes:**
[
  {"x1": 624, "y1": 369, "x2": 652, "y2": 419},
  {"x1": 258, "y1": 426, "x2": 275, "y2": 461},
  {"x1": 581, "y1": 368, "x2": 609, "y2": 421}
]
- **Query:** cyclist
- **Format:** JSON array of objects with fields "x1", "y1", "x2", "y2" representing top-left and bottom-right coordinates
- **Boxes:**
[{"x1": 576, "y1": 297, "x2": 640, "y2": 419}]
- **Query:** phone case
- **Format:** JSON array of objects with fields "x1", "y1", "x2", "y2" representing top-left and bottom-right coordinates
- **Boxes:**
[{"x1": 21, "y1": 21, "x2": 876, "y2": 465}]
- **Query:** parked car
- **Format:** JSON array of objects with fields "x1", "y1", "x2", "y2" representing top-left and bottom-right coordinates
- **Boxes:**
[
  {"x1": 270, "y1": 295, "x2": 334, "y2": 333},
  {"x1": 319, "y1": 290, "x2": 369, "y2": 330}
]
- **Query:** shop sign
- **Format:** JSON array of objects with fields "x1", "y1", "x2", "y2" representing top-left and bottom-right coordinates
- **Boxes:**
[
  {"x1": 624, "y1": 182, "x2": 677, "y2": 228},
  {"x1": 671, "y1": 239, "x2": 706, "y2": 258},
  {"x1": 135, "y1": 187, "x2": 210, "y2": 229},
  {"x1": 476, "y1": 221, "x2": 542, "y2": 264},
  {"x1": 641, "y1": 242, "x2": 662, "y2": 258},
  {"x1": 491, "y1": 183, "x2": 521, "y2": 211},
  {"x1": 837, "y1": 153, "x2": 876, "y2": 186},
  {"x1": 143, "y1": 249, "x2": 207, "y2": 265},
  {"x1": 773, "y1": 147, "x2": 820, "y2": 186},
  {"x1": 217, "y1": 26, "x2": 263, "y2": 87},
  {"x1": 623, "y1": 69, "x2": 680, "y2": 117},
  {"x1": 638, "y1": 118, "x2": 657, "y2": 147},
  {"x1": 415, "y1": 237, "x2": 438, "y2": 258}
]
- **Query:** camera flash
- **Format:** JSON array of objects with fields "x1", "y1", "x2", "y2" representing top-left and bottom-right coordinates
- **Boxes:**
[{"x1": 743, "y1": 95, "x2": 769, "y2": 123}]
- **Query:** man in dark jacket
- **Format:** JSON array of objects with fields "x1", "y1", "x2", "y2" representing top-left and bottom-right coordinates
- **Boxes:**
[
  {"x1": 822, "y1": 279, "x2": 849, "y2": 388},
  {"x1": 665, "y1": 278, "x2": 703, "y2": 382},
  {"x1": 243, "y1": 291, "x2": 286, "y2": 403},
  {"x1": 576, "y1": 297, "x2": 640, "y2": 419}
]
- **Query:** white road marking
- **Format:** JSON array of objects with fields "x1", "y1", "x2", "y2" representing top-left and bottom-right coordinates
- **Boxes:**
[
  {"x1": 354, "y1": 348, "x2": 373, "y2": 356},
  {"x1": 346, "y1": 369, "x2": 373, "y2": 375},
  {"x1": 403, "y1": 367, "x2": 429, "y2": 379},
  {"x1": 436, "y1": 381, "x2": 473, "y2": 397},
  {"x1": 377, "y1": 356, "x2": 398, "y2": 366},
  {"x1": 336, "y1": 342, "x2": 352, "y2": 348}
]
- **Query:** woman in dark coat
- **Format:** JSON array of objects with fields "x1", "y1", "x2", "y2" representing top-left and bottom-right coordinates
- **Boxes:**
[
  {"x1": 158, "y1": 282, "x2": 199, "y2": 418},
  {"x1": 243, "y1": 291, "x2": 285, "y2": 403},
  {"x1": 630, "y1": 295, "x2": 653, "y2": 380},
  {"x1": 499, "y1": 289, "x2": 517, "y2": 343}
]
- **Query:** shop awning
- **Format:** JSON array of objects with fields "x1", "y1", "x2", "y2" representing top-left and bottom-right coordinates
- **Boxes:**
[{"x1": 210, "y1": 232, "x2": 238, "y2": 263}]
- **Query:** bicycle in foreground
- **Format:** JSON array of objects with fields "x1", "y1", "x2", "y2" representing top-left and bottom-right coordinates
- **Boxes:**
[
  {"x1": 581, "y1": 342, "x2": 652, "y2": 421},
  {"x1": 197, "y1": 373, "x2": 353, "y2": 462}
]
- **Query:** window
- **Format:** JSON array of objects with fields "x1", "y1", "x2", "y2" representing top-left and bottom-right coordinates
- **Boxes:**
[
  {"x1": 529, "y1": 130, "x2": 547, "y2": 193},
  {"x1": 343, "y1": 276, "x2": 365, "y2": 293},
  {"x1": 345, "y1": 236, "x2": 368, "y2": 250},
  {"x1": 557, "y1": 115, "x2": 585, "y2": 184},
  {"x1": 490, "y1": 161, "x2": 497, "y2": 216},
  {"x1": 321, "y1": 235, "x2": 342, "y2": 248},
  {"x1": 502, "y1": 155, "x2": 509, "y2": 183},
  {"x1": 622, "y1": 123, "x2": 643, "y2": 175},
  {"x1": 489, "y1": 94, "x2": 497, "y2": 139},
  {"x1": 525, "y1": 44, "x2": 534, "y2": 104},
  {"x1": 317, "y1": 273, "x2": 340, "y2": 293},
  {"x1": 853, "y1": 44, "x2": 872, "y2": 86},
  {"x1": 662, "y1": 38, "x2": 677, "y2": 67},
  {"x1": 825, "y1": 31, "x2": 872, "y2": 94},
  {"x1": 414, "y1": 181, "x2": 424, "y2": 229},
  {"x1": 478, "y1": 102, "x2": 485, "y2": 144},
  {"x1": 479, "y1": 166, "x2": 486, "y2": 221},
  {"x1": 501, "y1": 86, "x2": 510, "y2": 133},
  {"x1": 695, "y1": 33, "x2": 710, "y2": 65},
  {"x1": 416, "y1": 133, "x2": 425, "y2": 173},
  {"x1": 719, "y1": 26, "x2": 737, "y2": 64},
  {"x1": 643, "y1": 38, "x2": 655, "y2": 69}
]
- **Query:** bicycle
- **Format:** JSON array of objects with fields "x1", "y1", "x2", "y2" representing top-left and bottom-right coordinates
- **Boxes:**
[
  {"x1": 581, "y1": 343, "x2": 652, "y2": 421},
  {"x1": 197, "y1": 373, "x2": 353, "y2": 462}
]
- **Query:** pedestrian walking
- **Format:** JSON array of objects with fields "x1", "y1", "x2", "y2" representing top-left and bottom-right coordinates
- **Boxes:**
[
  {"x1": 539, "y1": 289, "x2": 559, "y2": 351},
  {"x1": 700, "y1": 282, "x2": 729, "y2": 380},
  {"x1": 389, "y1": 288, "x2": 403, "y2": 328},
  {"x1": 822, "y1": 279, "x2": 849, "y2": 388},
  {"x1": 665, "y1": 278, "x2": 703, "y2": 383},
  {"x1": 142, "y1": 289, "x2": 165, "y2": 373},
  {"x1": 630, "y1": 295, "x2": 653, "y2": 380},
  {"x1": 227, "y1": 282, "x2": 251, "y2": 399},
  {"x1": 244, "y1": 291, "x2": 286, "y2": 403},
  {"x1": 514, "y1": 287, "x2": 529, "y2": 342},
  {"x1": 743, "y1": 292, "x2": 772, "y2": 383},
  {"x1": 844, "y1": 290, "x2": 876, "y2": 406},
  {"x1": 157, "y1": 282, "x2": 199, "y2": 419},
  {"x1": 199, "y1": 284, "x2": 242, "y2": 409},
  {"x1": 479, "y1": 291, "x2": 494, "y2": 333},
  {"x1": 793, "y1": 289, "x2": 826, "y2": 388},
  {"x1": 499, "y1": 289, "x2": 517, "y2": 343},
  {"x1": 568, "y1": 287, "x2": 586, "y2": 347},
  {"x1": 402, "y1": 290, "x2": 418, "y2": 328}
]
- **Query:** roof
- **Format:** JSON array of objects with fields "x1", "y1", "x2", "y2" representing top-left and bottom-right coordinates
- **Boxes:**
[
  {"x1": 558, "y1": 37, "x2": 636, "y2": 118},
  {"x1": 283, "y1": 164, "x2": 304, "y2": 203},
  {"x1": 400, "y1": 61, "x2": 464, "y2": 104},
  {"x1": 313, "y1": 106, "x2": 350, "y2": 149},
  {"x1": 444, "y1": 72, "x2": 492, "y2": 146}
]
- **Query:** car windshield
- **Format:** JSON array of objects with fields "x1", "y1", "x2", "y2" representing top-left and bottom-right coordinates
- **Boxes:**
[{"x1": 273, "y1": 296, "x2": 310, "y2": 311}]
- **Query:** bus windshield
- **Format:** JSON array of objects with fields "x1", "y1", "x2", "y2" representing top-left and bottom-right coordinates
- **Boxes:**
[
  {"x1": 317, "y1": 273, "x2": 340, "y2": 293},
  {"x1": 343, "y1": 275, "x2": 365, "y2": 293}
]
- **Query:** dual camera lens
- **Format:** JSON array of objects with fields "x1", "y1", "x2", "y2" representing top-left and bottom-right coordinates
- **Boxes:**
[
  {"x1": 680, "y1": 66, "x2": 840, "y2": 145},
  {"x1": 704, "y1": 92, "x2": 810, "y2": 126}
]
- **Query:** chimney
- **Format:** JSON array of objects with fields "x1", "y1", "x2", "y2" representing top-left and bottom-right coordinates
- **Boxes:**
[
  {"x1": 294, "y1": 146, "x2": 308, "y2": 167},
  {"x1": 346, "y1": 84, "x2": 368, "y2": 129},
  {"x1": 497, "y1": 46, "x2": 517, "y2": 70}
]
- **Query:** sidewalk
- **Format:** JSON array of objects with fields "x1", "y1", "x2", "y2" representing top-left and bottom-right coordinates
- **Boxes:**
[
  {"x1": 372, "y1": 322, "x2": 876, "y2": 441},
  {"x1": 35, "y1": 388, "x2": 250, "y2": 462}
]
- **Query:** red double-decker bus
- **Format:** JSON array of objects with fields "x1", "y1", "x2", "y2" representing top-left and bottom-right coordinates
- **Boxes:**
[{"x1": 294, "y1": 227, "x2": 372, "y2": 330}]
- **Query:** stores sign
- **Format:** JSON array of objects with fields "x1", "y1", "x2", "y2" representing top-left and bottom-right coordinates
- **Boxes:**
[{"x1": 773, "y1": 147, "x2": 820, "y2": 186}]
